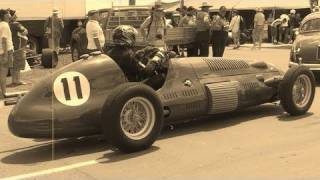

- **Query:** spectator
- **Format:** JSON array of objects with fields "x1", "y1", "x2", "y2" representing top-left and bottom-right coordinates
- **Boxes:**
[
  {"x1": 86, "y1": 10, "x2": 105, "y2": 53},
  {"x1": 0, "y1": 9, "x2": 13, "y2": 99},
  {"x1": 176, "y1": 6, "x2": 187, "y2": 18},
  {"x1": 252, "y1": 8, "x2": 265, "y2": 49},
  {"x1": 179, "y1": 6, "x2": 197, "y2": 57},
  {"x1": 194, "y1": 2, "x2": 211, "y2": 57},
  {"x1": 169, "y1": 12, "x2": 180, "y2": 55},
  {"x1": 73, "y1": 20, "x2": 85, "y2": 36},
  {"x1": 179, "y1": 6, "x2": 196, "y2": 27},
  {"x1": 140, "y1": 1, "x2": 168, "y2": 47},
  {"x1": 266, "y1": 13, "x2": 274, "y2": 43},
  {"x1": 211, "y1": 6, "x2": 229, "y2": 57},
  {"x1": 44, "y1": 9, "x2": 64, "y2": 54},
  {"x1": 8, "y1": 9, "x2": 28, "y2": 86},
  {"x1": 229, "y1": 10, "x2": 243, "y2": 49},
  {"x1": 270, "y1": 18, "x2": 284, "y2": 44},
  {"x1": 279, "y1": 13, "x2": 290, "y2": 43},
  {"x1": 289, "y1": 9, "x2": 300, "y2": 42}
]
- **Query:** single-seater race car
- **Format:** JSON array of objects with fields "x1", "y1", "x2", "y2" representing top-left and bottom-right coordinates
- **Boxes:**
[{"x1": 8, "y1": 52, "x2": 316, "y2": 153}]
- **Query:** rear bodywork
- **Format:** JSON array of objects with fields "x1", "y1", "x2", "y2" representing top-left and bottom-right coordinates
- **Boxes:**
[{"x1": 8, "y1": 54, "x2": 283, "y2": 138}]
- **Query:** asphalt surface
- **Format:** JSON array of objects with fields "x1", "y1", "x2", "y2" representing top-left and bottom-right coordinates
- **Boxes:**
[{"x1": 1, "y1": 47, "x2": 320, "y2": 179}]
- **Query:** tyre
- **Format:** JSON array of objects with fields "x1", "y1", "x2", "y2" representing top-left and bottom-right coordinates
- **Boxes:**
[
  {"x1": 41, "y1": 48, "x2": 58, "y2": 68},
  {"x1": 312, "y1": 71, "x2": 320, "y2": 82},
  {"x1": 279, "y1": 66, "x2": 315, "y2": 116},
  {"x1": 101, "y1": 83, "x2": 163, "y2": 153},
  {"x1": 71, "y1": 43, "x2": 80, "y2": 62}
]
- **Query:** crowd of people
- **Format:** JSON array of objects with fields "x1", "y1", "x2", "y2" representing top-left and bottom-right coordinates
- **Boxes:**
[
  {"x1": 136, "y1": 2, "x2": 306, "y2": 55},
  {"x1": 0, "y1": 9, "x2": 28, "y2": 99},
  {"x1": 267, "y1": 9, "x2": 302, "y2": 45},
  {"x1": 0, "y1": 8, "x2": 64, "y2": 99}
]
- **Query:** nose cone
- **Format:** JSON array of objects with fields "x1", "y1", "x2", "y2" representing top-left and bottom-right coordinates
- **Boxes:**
[{"x1": 8, "y1": 79, "x2": 54, "y2": 138}]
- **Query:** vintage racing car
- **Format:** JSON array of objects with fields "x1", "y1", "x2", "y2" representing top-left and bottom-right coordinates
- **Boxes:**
[
  {"x1": 289, "y1": 12, "x2": 320, "y2": 74},
  {"x1": 8, "y1": 52, "x2": 316, "y2": 153}
]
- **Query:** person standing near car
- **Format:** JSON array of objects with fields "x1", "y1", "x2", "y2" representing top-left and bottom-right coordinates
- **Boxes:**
[
  {"x1": 266, "y1": 13, "x2": 274, "y2": 43},
  {"x1": 0, "y1": 9, "x2": 13, "y2": 99},
  {"x1": 194, "y1": 2, "x2": 211, "y2": 57},
  {"x1": 271, "y1": 17, "x2": 284, "y2": 44},
  {"x1": 179, "y1": 6, "x2": 197, "y2": 57},
  {"x1": 252, "y1": 8, "x2": 265, "y2": 49},
  {"x1": 8, "y1": 9, "x2": 28, "y2": 86},
  {"x1": 288, "y1": 9, "x2": 300, "y2": 43},
  {"x1": 211, "y1": 6, "x2": 229, "y2": 57},
  {"x1": 44, "y1": 9, "x2": 64, "y2": 54},
  {"x1": 229, "y1": 10, "x2": 242, "y2": 49},
  {"x1": 140, "y1": 1, "x2": 167, "y2": 47},
  {"x1": 279, "y1": 13, "x2": 290, "y2": 43},
  {"x1": 86, "y1": 10, "x2": 105, "y2": 54}
]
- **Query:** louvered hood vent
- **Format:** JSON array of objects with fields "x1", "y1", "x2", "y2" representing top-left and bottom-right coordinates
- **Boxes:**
[{"x1": 203, "y1": 58, "x2": 250, "y2": 72}]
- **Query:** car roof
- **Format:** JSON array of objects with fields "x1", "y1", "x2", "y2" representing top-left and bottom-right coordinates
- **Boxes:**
[{"x1": 301, "y1": 12, "x2": 320, "y2": 25}]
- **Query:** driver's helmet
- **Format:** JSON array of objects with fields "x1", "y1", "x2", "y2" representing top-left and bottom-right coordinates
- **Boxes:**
[{"x1": 112, "y1": 25, "x2": 138, "y2": 47}]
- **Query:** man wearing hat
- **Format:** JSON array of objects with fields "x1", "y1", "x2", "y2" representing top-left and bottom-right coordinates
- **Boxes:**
[
  {"x1": 44, "y1": 9, "x2": 64, "y2": 54},
  {"x1": 194, "y1": 2, "x2": 212, "y2": 57},
  {"x1": 252, "y1": 7, "x2": 265, "y2": 49},
  {"x1": 86, "y1": 10, "x2": 105, "y2": 53},
  {"x1": 140, "y1": 1, "x2": 168, "y2": 47}
]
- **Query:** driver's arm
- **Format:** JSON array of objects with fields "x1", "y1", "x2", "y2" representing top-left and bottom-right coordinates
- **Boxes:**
[{"x1": 144, "y1": 50, "x2": 166, "y2": 76}]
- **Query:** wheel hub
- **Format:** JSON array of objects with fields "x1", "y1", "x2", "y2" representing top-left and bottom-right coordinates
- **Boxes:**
[{"x1": 120, "y1": 97, "x2": 156, "y2": 140}]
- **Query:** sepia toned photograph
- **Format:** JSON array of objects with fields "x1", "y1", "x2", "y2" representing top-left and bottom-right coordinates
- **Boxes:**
[{"x1": 1, "y1": 0, "x2": 320, "y2": 179}]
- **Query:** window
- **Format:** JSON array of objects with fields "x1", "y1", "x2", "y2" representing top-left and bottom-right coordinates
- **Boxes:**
[{"x1": 301, "y1": 18, "x2": 320, "y2": 33}]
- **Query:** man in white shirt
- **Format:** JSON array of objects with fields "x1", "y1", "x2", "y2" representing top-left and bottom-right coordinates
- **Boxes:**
[
  {"x1": 279, "y1": 13, "x2": 290, "y2": 43},
  {"x1": 86, "y1": 10, "x2": 105, "y2": 53},
  {"x1": 0, "y1": 9, "x2": 13, "y2": 99}
]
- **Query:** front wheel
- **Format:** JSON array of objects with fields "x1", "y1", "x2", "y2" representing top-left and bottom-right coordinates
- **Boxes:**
[
  {"x1": 279, "y1": 66, "x2": 315, "y2": 116},
  {"x1": 101, "y1": 83, "x2": 163, "y2": 153}
]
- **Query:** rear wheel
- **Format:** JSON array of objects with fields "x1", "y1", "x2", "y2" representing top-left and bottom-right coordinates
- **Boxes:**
[
  {"x1": 279, "y1": 66, "x2": 315, "y2": 115},
  {"x1": 41, "y1": 48, "x2": 58, "y2": 68},
  {"x1": 101, "y1": 83, "x2": 163, "y2": 153}
]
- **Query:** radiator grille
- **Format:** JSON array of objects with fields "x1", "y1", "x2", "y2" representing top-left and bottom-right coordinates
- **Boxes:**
[{"x1": 206, "y1": 81, "x2": 239, "y2": 114}]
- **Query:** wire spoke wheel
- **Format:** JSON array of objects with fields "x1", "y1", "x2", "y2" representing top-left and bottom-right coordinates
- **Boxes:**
[
  {"x1": 120, "y1": 97, "x2": 156, "y2": 140},
  {"x1": 292, "y1": 74, "x2": 312, "y2": 108}
]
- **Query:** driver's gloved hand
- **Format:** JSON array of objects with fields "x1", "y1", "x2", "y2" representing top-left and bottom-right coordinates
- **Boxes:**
[{"x1": 144, "y1": 61, "x2": 157, "y2": 76}]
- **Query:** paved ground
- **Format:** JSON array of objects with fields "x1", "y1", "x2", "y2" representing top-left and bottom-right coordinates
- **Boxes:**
[{"x1": 1, "y1": 47, "x2": 320, "y2": 180}]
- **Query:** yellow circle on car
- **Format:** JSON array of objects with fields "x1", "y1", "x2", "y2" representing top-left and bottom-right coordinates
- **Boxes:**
[{"x1": 53, "y1": 71, "x2": 90, "y2": 106}]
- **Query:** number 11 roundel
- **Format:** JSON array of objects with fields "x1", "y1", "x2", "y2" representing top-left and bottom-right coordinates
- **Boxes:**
[{"x1": 53, "y1": 71, "x2": 90, "y2": 106}]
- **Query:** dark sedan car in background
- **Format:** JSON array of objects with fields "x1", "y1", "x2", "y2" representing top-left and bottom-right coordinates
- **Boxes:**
[{"x1": 289, "y1": 12, "x2": 320, "y2": 76}]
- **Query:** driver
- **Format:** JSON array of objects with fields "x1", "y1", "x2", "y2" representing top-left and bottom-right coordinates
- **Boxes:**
[{"x1": 107, "y1": 25, "x2": 174, "y2": 84}]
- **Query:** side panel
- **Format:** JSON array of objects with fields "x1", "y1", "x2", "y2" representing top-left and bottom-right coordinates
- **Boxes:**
[{"x1": 157, "y1": 59, "x2": 208, "y2": 123}]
